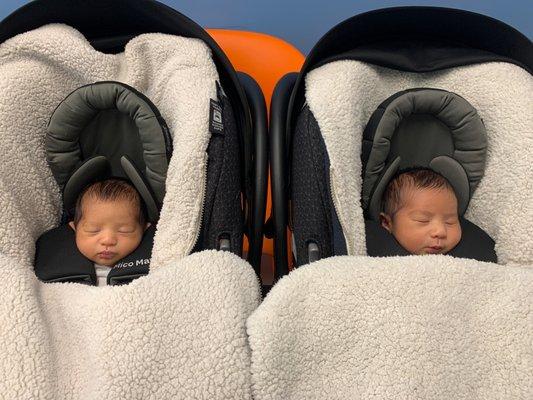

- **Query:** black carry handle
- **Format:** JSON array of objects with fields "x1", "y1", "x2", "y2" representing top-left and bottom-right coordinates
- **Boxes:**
[
  {"x1": 269, "y1": 73, "x2": 299, "y2": 280},
  {"x1": 237, "y1": 72, "x2": 268, "y2": 277}
]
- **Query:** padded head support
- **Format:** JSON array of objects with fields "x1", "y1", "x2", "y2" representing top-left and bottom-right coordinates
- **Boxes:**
[
  {"x1": 34, "y1": 224, "x2": 156, "y2": 285},
  {"x1": 62, "y1": 155, "x2": 110, "y2": 217},
  {"x1": 362, "y1": 88, "x2": 487, "y2": 220},
  {"x1": 46, "y1": 81, "x2": 172, "y2": 221}
]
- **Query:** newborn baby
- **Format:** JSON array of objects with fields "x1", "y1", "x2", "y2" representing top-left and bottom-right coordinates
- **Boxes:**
[
  {"x1": 379, "y1": 168, "x2": 462, "y2": 255},
  {"x1": 69, "y1": 179, "x2": 150, "y2": 285}
]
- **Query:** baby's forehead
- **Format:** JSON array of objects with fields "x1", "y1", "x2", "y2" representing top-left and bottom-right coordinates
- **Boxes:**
[
  {"x1": 400, "y1": 183, "x2": 454, "y2": 196},
  {"x1": 80, "y1": 195, "x2": 140, "y2": 214},
  {"x1": 400, "y1": 185, "x2": 458, "y2": 207}
]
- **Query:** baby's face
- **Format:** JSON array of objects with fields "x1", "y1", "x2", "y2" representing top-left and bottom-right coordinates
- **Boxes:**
[
  {"x1": 69, "y1": 198, "x2": 147, "y2": 266},
  {"x1": 381, "y1": 187, "x2": 462, "y2": 255}
]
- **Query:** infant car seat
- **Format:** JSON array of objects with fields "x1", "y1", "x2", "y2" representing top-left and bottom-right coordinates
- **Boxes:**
[
  {"x1": 251, "y1": 7, "x2": 533, "y2": 400},
  {"x1": 270, "y1": 7, "x2": 532, "y2": 275},
  {"x1": 27, "y1": 14, "x2": 269, "y2": 285},
  {"x1": 0, "y1": 0, "x2": 264, "y2": 398}
]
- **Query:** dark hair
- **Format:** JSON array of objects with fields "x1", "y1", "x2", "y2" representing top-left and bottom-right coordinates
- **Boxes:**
[
  {"x1": 72, "y1": 179, "x2": 146, "y2": 226},
  {"x1": 382, "y1": 167, "x2": 455, "y2": 215}
]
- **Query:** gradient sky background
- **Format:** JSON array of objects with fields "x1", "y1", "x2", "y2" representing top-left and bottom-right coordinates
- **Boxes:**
[{"x1": 0, "y1": 0, "x2": 531, "y2": 54}]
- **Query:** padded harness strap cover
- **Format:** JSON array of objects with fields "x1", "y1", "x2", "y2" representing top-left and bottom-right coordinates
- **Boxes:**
[{"x1": 34, "y1": 225, "x2": 94, "y2": 284}]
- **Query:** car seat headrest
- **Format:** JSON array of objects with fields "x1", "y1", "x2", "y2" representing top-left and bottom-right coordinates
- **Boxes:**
[
  {"x1": 46, "y1": 81, "x2": 172, "y2": 221},
  {"x1": 361, "y1": 88, "x2": 487, "y2": 220}
]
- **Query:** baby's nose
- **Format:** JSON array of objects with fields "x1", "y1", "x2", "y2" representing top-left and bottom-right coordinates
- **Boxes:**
[
  {"x1": 100, "y1": 232, "x2": 118, "y2": 246},
  {"x1": 430, "y1": 222, "x2": 447, "y2": 238}
]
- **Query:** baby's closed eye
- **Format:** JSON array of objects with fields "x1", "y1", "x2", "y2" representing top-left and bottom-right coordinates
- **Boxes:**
[
  {"x1": 410, "y1": 215, "x2": 430, "y2": 223},
  {"x1": 118, "y1": 227, "x2": 136, "y2": 234},
  {"x1": 83, "y1": 227, "x2": 101, "y2": 233}
]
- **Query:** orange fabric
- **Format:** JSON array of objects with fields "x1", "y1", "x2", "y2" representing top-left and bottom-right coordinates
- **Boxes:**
[{"x1": 207, "y1": 29, "x2": 304, "y2": 276}]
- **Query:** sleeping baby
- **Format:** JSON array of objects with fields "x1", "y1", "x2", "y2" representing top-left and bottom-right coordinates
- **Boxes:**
[
  {"x1": 68, "y1": 179, "x2": 151, "y2": 285},
  {"x1": 379, "y1": 168, "x2": 462, "y2": 255}
]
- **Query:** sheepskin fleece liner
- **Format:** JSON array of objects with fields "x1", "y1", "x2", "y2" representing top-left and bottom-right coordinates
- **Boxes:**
[
  {"x1": 0, "y1": 25, "x2": 260, "y2": 399},
  {"x1": 305, "y1": 61, "x2": 533, "y2": 264},
  {"x1": 248, "y1": 256, "x2": 532, "y2": 399}
]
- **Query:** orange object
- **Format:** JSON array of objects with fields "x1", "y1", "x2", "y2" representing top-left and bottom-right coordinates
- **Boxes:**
[
  {"x1": 207, "y1": 29, "x2": 304, "y2": 113},
  {"x1": 207, "y1": 29, "x2": 304, "y2": 281}
]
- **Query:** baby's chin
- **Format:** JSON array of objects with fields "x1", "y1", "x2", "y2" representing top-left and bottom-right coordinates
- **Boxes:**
[
  {"x1": 417, "y1": 246, "x2": 448, "y2": 255},
  {"x1": 95, "y1": 260, "x2": 116, "y2": 266}
]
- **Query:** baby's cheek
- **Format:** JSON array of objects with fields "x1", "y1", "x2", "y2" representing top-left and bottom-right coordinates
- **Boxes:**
[
  {"x1": 451, "y1": 226, "x2": 462, "y2": 247},
  {"x1": 396, "y1": 227, "x2": 424, "y2": 254},
  {"x1": 121, "y1": 235, "x2": 143, "y2": 255},
  {"x1": 75, "y1": 235, "x2": 95, "y2": 260}
]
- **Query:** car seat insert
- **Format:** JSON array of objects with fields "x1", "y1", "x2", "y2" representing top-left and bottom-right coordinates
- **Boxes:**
[{"x1": 47, "y1": 81, "x2": 171, "y2": 222}]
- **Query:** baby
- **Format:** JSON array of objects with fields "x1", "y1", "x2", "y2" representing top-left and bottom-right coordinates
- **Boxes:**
[
  {"x1": 379, "y1": 168, "x2": 462, "y2": 255},
  {"x1": 69, "y1": 179, "x2": 150, "y2": 285}
]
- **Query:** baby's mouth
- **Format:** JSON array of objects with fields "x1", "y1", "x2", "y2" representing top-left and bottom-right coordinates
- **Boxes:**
[
  {"x1": 425, "y1": 245, "x2": 444, "y2": 254},
  {"x1": 97, "y1": 251, "x2": 117, "y2": 260}
]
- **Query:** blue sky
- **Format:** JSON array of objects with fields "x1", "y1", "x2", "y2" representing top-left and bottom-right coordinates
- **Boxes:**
[{"x1": 1, "y1": 0, "x2": 530, "y2": 54}]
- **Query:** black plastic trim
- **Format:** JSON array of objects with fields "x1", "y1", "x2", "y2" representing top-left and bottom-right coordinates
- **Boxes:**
[
  {"x1": 109, "y1": 273, "x2": 147, "y2": 286},
  {"x1": 270, "y1": 73, "x2": 298, "y2": 280},
  {"x1": 237, "y1": 72, "x2": 268, "y2": 276},
  {"x1": 45, "y1": 274, "x2": 93, "y2": 284}
]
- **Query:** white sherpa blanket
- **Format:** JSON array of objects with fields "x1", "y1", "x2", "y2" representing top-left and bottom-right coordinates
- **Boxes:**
[
  {"x1": 0, "y1": 25, "x2": 260, "y2": 399},
  {"x1": 305, "y1": 61, "x2": 533, "y2": 265},
  {"x1": 248, "y1": 256, "x2": 533, "y2": 400}
]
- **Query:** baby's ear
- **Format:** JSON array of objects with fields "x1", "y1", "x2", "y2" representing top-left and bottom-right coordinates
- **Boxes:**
[
  {"x1": 68, "y1": 221, "x2": 76, "y2": 231},
  {"x1": 380, "y1": 212, "x2": 392, "y2": 233}
]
